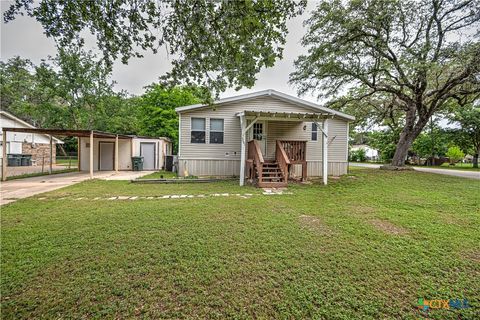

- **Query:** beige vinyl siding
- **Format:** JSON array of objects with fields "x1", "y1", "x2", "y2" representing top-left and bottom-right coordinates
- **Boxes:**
[
  {"x1": 179, "y1": 96, "x2": 321, "y2": 160},
  {"x1": 178, "y1": 96, "x2": 349, "y2": 176}
]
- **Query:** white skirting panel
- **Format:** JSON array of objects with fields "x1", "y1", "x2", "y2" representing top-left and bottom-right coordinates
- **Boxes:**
[
  {"x1": 178, "y1": 159, "x2": 348, "y2": 177},
  {"x1": 291, "y1": 161, "x2": 348, "y2": 177},
  {"x1": 178, "y1": 159, "x2": 241, "y2": 177}
]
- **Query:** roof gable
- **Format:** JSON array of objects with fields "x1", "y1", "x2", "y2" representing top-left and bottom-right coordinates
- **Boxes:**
[
  {"x1": 1, "y1": 111, "x2": 64, "y2": 143},
  {"x1": 175, "y1": 89, "x2": 355, "y2": 121}
]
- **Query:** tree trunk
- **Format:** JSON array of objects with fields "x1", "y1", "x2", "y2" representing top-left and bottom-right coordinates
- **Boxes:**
[
  {"x1": 391, "y1": 132, "x2": 415, "y2": 166},
  {"x1": 473, "y1": 146, "x2": 479, "y2": 168},
  {"x1": 391, "y1": 108, "x2": 428, "y2": 167}
]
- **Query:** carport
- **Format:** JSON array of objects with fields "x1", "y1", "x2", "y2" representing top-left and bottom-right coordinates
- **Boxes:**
[{"x1": 2, "y1": 128, "x2": 131, "y2": 181}]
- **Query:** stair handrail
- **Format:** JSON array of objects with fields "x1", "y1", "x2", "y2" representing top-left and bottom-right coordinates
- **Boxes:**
[
  {"x1": 276, "y1": 140, "x2": 291, "y2": 182},
  {"x1": 248, "y1": 139, "x2": 264, "y2": 183}
]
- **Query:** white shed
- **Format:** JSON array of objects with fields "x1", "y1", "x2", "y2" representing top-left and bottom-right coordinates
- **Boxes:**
[{"x1": 78, "y1": 134, "x2": 172, "y2": 172}]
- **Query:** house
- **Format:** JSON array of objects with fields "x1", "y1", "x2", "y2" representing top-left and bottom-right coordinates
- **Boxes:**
[
  {"x1": 0, "y1": 111, "x2": 63, "y2": 166},
  {"x1": 351, "y1": 144, "x2": 379, "y2": 161},
  {"x1": 77, "y1": 134, "x2": 172, "y2": 171},
  {"x1": 175, "y1": 89, "x2": 354, "y2": 187}
]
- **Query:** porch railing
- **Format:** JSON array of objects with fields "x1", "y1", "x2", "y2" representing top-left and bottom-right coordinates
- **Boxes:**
[
  {"x1": 275, "y1": 141, "x2": 290, "y2": 182},
  {"x1": 278, "y1": 140, "x2": 307, "y2": 163},
  {"x1": 247, "y1": 139, "x2": 264, "y2": 183}
]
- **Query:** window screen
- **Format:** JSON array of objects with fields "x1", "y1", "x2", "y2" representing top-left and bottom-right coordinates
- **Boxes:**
[
  {"x1": 191, "y1": 118, "x2": 206, "y2": 143},
  {"x1": 210, "y1": 119, "x2": 224, "y2": 144}
]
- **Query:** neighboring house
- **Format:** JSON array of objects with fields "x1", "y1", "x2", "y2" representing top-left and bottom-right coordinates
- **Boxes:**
[
  {"x1": 176, "y1": 89, "x2": 354, "y2": 187},
  {"x1": 351, "y1": 144, "x2": 379, "y2": 161},
  {"x1": 78, "y1": 134, "x2": 172, "y2": 171},
  {"x1": 0, "y1": 111, "x2": 63, "y2": 165}
]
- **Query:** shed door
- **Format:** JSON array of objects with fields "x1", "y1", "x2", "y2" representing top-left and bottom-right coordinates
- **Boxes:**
[
  {"x1": 99, "y1": 142, "x2": 114, "y2": 171},
  {"x1": 140, "y1": 142, "x2": 156, "y2": 170}
]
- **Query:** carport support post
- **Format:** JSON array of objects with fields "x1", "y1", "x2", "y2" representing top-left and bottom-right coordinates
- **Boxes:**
[
  {"x1": 49, "y1": 135, "x2": 53, "y2": 174},
  {"x1": 322, "y1": 119, "x2": 328, "y2": 185},
  {"x1": 89, "y1": 131, "x2": 94, "y2": 179},
  {"x1": 2, "y1": 130, "x2": 7, "y2": 181},
  {"x1": 115, "y1": 135, "x2": 119, "y2": 172}
]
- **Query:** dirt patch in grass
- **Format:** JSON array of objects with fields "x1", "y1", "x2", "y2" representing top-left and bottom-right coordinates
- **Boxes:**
[
  {"x1": 462, "y1": 249, "x2": 480, "y2": 263},
  {"x1": 298, "y1": 215, "x2": 332, "y2": 234},
  {"x1": 368, "y1": 219, "x2": 409, "y2": 235},
  {"x1": 351, "y1": 206, "x2": 376, "y2": 215}
]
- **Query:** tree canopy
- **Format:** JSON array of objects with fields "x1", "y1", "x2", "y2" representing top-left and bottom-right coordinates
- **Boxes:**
[
  {"x1": 290, "y1": 0, "x2": 480, "y2": 166},
  {"x1": 1, "y1": 53, "x2": 138, "y2": 133},
  {"x1": 4, "y1": 0, "x2": 305, "y2": 95},
  {"x1": 137, "y1": 85, "x2": 209, "y2": 149}
]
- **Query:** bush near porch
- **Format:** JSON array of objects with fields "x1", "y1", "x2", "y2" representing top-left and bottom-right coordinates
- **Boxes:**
[{"x1": 1, "y1": 168, "x2": 479, "y2": 319}]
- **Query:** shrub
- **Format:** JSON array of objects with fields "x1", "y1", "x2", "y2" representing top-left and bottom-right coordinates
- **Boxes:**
[{"x1": 446, "y1": 146, "x2": 465, "y2": 164}]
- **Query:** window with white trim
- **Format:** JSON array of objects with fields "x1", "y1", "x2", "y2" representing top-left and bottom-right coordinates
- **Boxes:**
[
  {"x1": 209, "y1": 118, "x2": 224, "y2": 144},
  {"x1": 191, "y1": 118, "x2": 206, "y2": 143},
  {"x1": 312, "y1": 123, "x2": 318, "y2": 141}
]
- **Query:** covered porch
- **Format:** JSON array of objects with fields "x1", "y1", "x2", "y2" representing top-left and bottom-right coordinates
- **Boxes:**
[{"x1": 237, "y1": 110, "x2": 333, "y2": 187}]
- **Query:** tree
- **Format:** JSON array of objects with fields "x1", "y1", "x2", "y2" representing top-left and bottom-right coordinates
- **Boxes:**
[
  {"x1": 4, "y1": 0, "x2": 305, "y2": 95},
  {"x1": 290, "y1": 0, "x2": 480, "y2": 167},
  {"x1": 368, "y1": 129, "x2": 399, "y2": 162},
  {"x1": 138, "y1": 85, "x2": 208, "y2": 149},
  {"x1": 447, "y1": 103, "x2": 480, "y2": 167},
  {"x1": 446, "y1": 145, "x2": 465, "y2": 164},
  {"x1": 1, "y1": 53, "x2": 138, "y2": 134}
]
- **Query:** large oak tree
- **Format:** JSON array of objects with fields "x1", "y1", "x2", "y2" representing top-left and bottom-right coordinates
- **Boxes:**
[
  {"x1": 4, "y1": 0, "x2": 305, "y2": 95},
  {"x1": 290, "y1": 0, "x2": 480, "y2": 166}
]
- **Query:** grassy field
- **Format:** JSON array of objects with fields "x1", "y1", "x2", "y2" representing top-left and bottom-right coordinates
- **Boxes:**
[
  {"x1": 1, "y1": 168, "x2": 479, "y2": 319},
  {"x1": 6, "y1": 168, "x2": 77, "y2": 181},
  {"x1": 137, "y1": 170, "x2": 178, "y2": 179}
]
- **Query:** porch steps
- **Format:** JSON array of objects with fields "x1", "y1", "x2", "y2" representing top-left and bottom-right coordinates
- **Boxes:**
[{"x1": 257, "y1": 162, "x2": 287, "y2": 188}]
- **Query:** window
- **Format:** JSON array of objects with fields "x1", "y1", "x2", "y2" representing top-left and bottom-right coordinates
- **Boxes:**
[
  {"x1": 312, "y1": 123, "x2": 318, "y2": 141},
  {"x1": 191, "y1": 118, "x2": 206, "y2": 143},
  {"x1": 253, "y1": 123, "x2": 263, "y2": 140},
  {"x1": 210, "y1": 119, "x2": 224, "y2": 144}
]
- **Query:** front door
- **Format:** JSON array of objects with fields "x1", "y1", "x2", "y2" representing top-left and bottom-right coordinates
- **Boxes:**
[
  {"x1": 140, "y1": 142, "x2": 156, "y2": 170},
  {"x1": 99, "y1": 142, "x2": 114, "y2": 171},
  {"x1": 251, "y1": 121, "x2": 267, "y2": 156}
]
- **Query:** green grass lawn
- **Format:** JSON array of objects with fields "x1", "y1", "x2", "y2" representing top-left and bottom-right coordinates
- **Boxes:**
[
  {"x1": 137, "y1": 170, "x2": 178, "y2": 179},
  {"x1": 6, "y1": 168, "x2": 77, "y2": 181},
  {"x1": 1, "y1": 168, "x2": 479, "y2": 319},
  {"x1": 55, "y1": 158, "x2": 79, "y2": 167}
]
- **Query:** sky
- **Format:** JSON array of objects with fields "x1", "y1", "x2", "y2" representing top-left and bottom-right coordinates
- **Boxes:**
[{"x1": 0, "y1": 1, "x2": 318, "y2": 102}]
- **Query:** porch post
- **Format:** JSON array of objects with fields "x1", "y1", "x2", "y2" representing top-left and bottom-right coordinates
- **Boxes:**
[
  {"x1": 2, "y1": 130, "x2": 7, "y2": 181},
  {"x1": 239, "y1": 115, "x2": 246, "y2": 186},
  {"x1": 322, "y1": 119, "x2": 328, "y2": 185},
  {"x1": 115, "y1": 135, "x2": 119, "y2": 172},
  {"x1": 49, "y1": 135, "x2": 53, "y2": 174},
  {"x1": 77, "y1": 136, "x2": 81, "y2": 171},
  {"x1": 89, "y1": 131, "x2": 94, "y2": 179}
]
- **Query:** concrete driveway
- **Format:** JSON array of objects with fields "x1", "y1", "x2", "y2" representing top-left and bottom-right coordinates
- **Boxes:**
[
  {"x1": 350, "y1": 162, "x2": 480, "y2": 180},
  {"x1": 0, "y1": 171, "x2": 151, "y2": 206}
]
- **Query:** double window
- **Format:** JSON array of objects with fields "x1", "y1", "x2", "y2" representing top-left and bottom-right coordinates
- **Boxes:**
[
  {"x1": 191, "y1": 118, "x2": 206, "y2": 143},
  {"x1": 312, "y1": 123, "x2": 318, "y2": 141},
  {"x1": 190, "y1": 117, "x2": 224, "y2": 144},
  {"x1": 210, "y1": 119, "x2": 224, "y2": 144}
]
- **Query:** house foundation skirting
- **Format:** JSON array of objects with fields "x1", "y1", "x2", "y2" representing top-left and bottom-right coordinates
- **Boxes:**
[{"x1": 178, "y1": 159, "x2": 347, "y2": 178}]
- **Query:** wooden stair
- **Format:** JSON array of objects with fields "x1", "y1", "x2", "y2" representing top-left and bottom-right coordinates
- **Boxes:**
[{"x1": 257, "y1": 161, "x2": 287, "y2": 188}]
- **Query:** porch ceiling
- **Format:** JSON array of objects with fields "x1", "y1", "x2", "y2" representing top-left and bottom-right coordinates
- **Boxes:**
[{"x1": 236, "y1": 110, "x2": 333, "y2": 120}]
